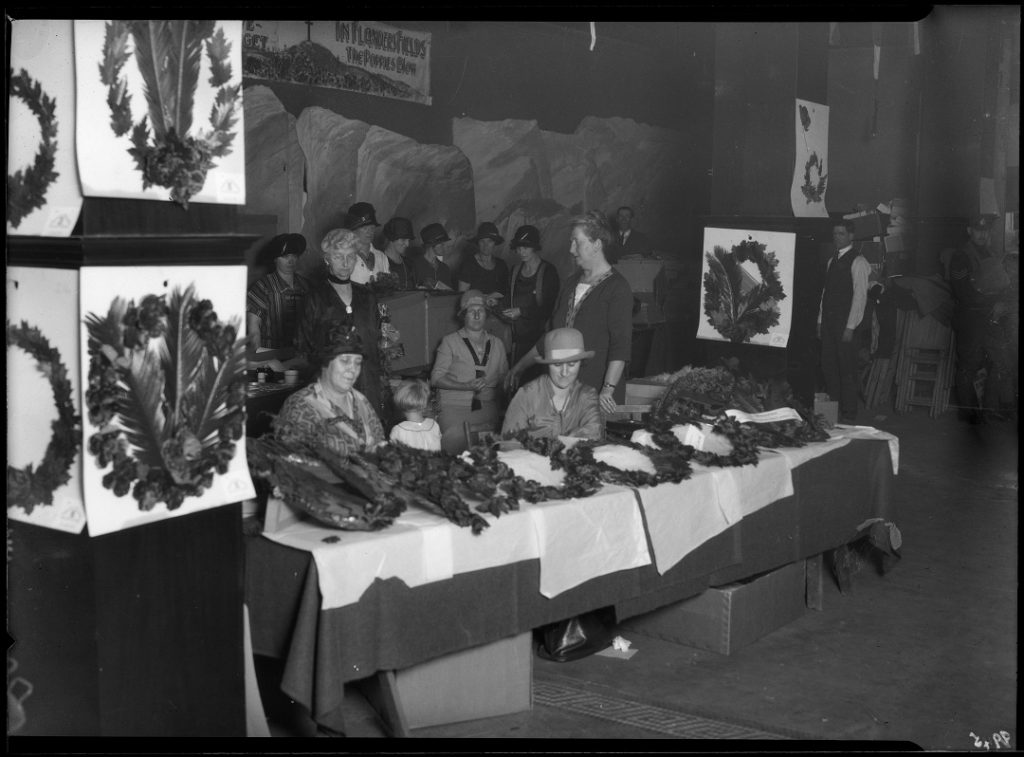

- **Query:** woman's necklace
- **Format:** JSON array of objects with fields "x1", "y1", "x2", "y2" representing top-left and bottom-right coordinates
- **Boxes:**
[
  {"x1": 581, "y1": 263, "x2": 611, "y2": 286},
  {"x1": 330, "y1": 281, "x2": 354, "y2": 314}
]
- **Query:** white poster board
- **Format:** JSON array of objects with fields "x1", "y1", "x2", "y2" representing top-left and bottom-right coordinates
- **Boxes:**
[
  {"x1": 74, "y1": 20, "x2": 246, "y2": 207},
  {"x1": 697, "y1": 228, "x2": 796, "y2": 349},
  {"x1": 7, "y1": 267, "x2": 87, "y2": 533},
  {"x1": 78, "y1": 266, "x2": 255, "y2": 536},
  {"x1": 7, "y1": 20, "x2": 84, "y2": 237},
  {"x1": 791, "y1": 99, "x2": 830, "y2": 218}
]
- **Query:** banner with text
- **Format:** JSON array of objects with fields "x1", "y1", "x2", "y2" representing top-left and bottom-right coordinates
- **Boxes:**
[{"x1": 243, "y1": 20, "x2": 431, "y2": 105}]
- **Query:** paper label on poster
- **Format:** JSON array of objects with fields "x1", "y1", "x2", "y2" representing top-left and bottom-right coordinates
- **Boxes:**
[
  {"x1": 78, "y1": 265, "x2": 256, "y2": 536},
  {"x1": 791, "y1": 98, "x2": 830, "y2": 218},
  {"x1": 7, "y1": 20, "x2": 84, "y2": 237},
  {"x1": 696, "y1": 227, "x2": 796, "y2": 349}
]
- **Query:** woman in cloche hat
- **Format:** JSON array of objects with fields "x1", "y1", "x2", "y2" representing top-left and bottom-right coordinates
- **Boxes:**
[
  {"x1": 410, "y1": 222, "x2": 455, "y2": 290},
  {"x1": 273, "y1": 320, "x2": 386, "y2": 457},
  {"x1": 430, "y1": 289, "x2": 510, "y2": 454},
  {"x1": 501, "y1": 327, "x2": 602, "y2": 441}
]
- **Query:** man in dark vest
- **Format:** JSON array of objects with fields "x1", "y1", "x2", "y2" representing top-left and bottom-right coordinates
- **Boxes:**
[{"x1": 818, "y1": 218, "x2": 870, "y2": 424}]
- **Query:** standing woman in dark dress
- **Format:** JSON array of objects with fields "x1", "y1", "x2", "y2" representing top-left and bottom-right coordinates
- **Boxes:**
[
  {"x1": 502, "y1": 224, "x2": 560, "y2": 379},
  {"x1": 295, "y1": 228, "x2": 397, "y2": 419},
  {"x1": 506, "y1": 211, "x2": 632, "y2": 414},
  {"x1": 381, "y1": 216, "x2": 416, "y2": 290},
  {"x1": 459, "y1": 221, "x2": 511, "y2": 352}
]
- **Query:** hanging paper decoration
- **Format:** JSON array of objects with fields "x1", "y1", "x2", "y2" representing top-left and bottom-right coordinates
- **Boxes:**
[
  {"x1": 790, "y1": 98, "x2": 830, "y2": 218},
  {"x1": 74, "y1": 20, "x2": 246, "y2": 208},
  {"x1": 79, "y1": 266, "x2": 255, "y2": 536},
  {"x1": 7, "y1": 20, "x2": 84, "y2": 237},
  {"x1": 7, "y1": 267, "x2": 87, "y2": 533},
  {"x1": 696, "y1": 228, "x2": 796, "y2": 348}
]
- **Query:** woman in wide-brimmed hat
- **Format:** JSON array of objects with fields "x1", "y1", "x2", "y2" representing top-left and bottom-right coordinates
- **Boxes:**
[
  {"x1": 505, "y1": 211, "x2": 632, "y2": 415},
  {"x1": 273, "y1": 320, "x2": 385, "y2": 457},
  {"x1": 430, "y1": 289, "x2": 509, "y2": 453},
  {"x1": 501, "y1": 327, "x2": 602, "y2": 440}
]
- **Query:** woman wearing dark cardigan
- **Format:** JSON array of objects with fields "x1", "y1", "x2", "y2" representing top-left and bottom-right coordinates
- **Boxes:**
[{"x1": 506, "y1": 211, "x2": 633, "y2": 413}]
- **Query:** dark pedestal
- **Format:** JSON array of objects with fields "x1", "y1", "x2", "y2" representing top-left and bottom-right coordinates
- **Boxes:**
[{"x1": 7, "y1": 505, "x2": 246, "y2": 737}]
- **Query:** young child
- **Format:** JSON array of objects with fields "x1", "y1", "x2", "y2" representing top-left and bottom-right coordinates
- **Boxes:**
[{"x1": 389, "y1": 378, "x2": 442, "y2": 451}]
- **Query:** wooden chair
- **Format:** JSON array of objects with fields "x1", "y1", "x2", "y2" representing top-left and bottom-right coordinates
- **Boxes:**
[{"x1": 463, "y1": 421, "x2": 497, "y2": 448}]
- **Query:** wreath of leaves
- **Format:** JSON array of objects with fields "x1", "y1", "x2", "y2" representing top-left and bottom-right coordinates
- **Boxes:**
[
  {"x1": 84, "y1": 286, "x2": 247, "y2": 511},
  {"x1": 7, "y1": 69, "x2": 59, "y2": 229},
  {"x1": 7, "y1": 321, "x2": 81, "y2": 514},
  {"x1": 703, "y1": 238, "x2": 786, "y2": 344},
  {"x1": 100, "y1": 20, "x2": 241, "y2": 208},
  {"x1": 801, "y1": 152, "x2": 828, "y2": 204}
]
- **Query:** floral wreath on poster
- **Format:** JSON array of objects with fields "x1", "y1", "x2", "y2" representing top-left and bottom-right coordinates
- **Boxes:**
[
  {"x1": 6, "y1": 321, "x2": 81, "y2": 513},
  {"x1": 84, "y1": 286, "x2": 247, "y2": 511},
  {"x1": 6, "y1": 69, "x2": 59, "y2": 229},
  {"x1": 99, "y1": 20, "x2": 241, "y2": 208},
  {"x1": 703, "y1": 238, "x2": 786, "y2": 343},
  {"x1": 801, "y1": 153, "x2": 828, "y2": 204}
]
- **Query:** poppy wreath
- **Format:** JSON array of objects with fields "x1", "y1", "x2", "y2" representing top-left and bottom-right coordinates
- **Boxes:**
[
  {"x1": 7, "y1": 69, "x2": 59, "y2": 229},
  {"x1": 83, "y1": 286, "x2": 247, "y2": 511},
  {"x1": 703, "y1": 238, "x2": 786, "y2": 343},
  {"x1": 7, "y1": 321, "x2": 81, "y2": 513},
  {"x1": 801, "y1": 152, "x2": 828, "y2": 204}
]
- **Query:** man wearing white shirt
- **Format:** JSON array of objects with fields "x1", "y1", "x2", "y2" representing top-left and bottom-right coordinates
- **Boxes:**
[
  {"x1": 818, "y1": 219, "x2": 870, "y2": 424},
  {"x1": 345, "y1": 201, "x2": 391, "y2": 285}
]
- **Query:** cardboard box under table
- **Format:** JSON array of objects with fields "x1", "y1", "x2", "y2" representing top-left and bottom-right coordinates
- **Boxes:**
[
  {"x1": 621, "y1": 560, "x2": 808, "y2": 655},
  {"x1": 389, "y1": 632, "x2": 533, "y2": 729}
]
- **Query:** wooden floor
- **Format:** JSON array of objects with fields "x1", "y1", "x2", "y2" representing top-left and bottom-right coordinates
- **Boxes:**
[{"x1": 260, "y1": 407, "x2": 1018, "y2": 750}]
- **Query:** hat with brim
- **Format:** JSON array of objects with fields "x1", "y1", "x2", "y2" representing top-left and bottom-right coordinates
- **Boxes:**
[
  {"x1": 969, "y1": 213, "x2": 998, "y2": 230},
  {"x1": 421, "y1": 223, "x2": 450, "y2": 246},
  {"x1": 382, "y1": 217, "x2": 414, "y2": 241},
  {"x1": 459, "y1": 289, "x2": 487, "y2": 313},
  {"x1": 259, "y1": 233, "x2": 307, "y2": 267},
  {"x1": 536, "y1": 328, "x2": 595, "y2": 364},
  {"x1": 510, "y1": 224, "x2": 541, "y2": 250},
  {"x1": 345, "y1": 202, "x2": 379, "y2": 230},
  {"x1": 316, "y1": 321, "x2": 365, "y2": 369},
  {"x1": 473, "y1": 221, "x2": 504, "y2": 245}
]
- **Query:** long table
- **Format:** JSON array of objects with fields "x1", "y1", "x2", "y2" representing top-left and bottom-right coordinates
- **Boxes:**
[{"x1": 244, "y1": 434, "x2": 896, "y2": 734}]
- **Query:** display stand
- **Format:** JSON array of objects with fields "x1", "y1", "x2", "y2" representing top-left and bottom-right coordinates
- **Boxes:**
[{"x1": 7, "y1": 200, "x2": 261, "y2": 737}]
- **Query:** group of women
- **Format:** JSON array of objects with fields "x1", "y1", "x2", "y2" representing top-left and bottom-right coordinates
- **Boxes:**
[{"x1": 250, "y1": 208, "x2": 634, "y2": 460}]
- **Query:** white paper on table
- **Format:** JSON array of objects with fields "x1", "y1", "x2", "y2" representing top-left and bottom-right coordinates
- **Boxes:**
[
  {"x1": 828, "y1": 426, "x2": 900, "y2": 475},
  {"x1": 698, "y1": 451, "x2": 795, "y2": 520},
  {"x1": 262, "y1": 501, "x2": 541, "y2": 611},
  {"x1": 528, "y1": 484, "x2": 651, "y2": 598},
  {"x1": 636, "y1": 464, "x2": 728, "y2": 575},
  {"x1": 768, "y1": 436, "x2": 852, "y2": 469}
]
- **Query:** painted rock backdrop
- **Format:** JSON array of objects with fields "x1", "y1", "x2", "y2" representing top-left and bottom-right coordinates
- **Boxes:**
[{"x1": 241, "y1": 85, "x2": 688, "y2": 281}]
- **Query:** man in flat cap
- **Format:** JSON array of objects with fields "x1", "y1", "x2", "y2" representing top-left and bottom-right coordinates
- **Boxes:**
[
  {"x1": 345, "y1": 201, "x2": 392, "y2": 285},
  {"x1": 948, "y1": 213, "x2": 1015, "y2": 423}
]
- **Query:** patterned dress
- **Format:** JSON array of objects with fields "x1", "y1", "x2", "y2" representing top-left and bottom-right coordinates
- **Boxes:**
[
  {"x1": 273, "y1": 381, "x2": 385, "y2": 458},
  {"x1": 246, "y1": 271, "x2": 311, "y2": 349}
]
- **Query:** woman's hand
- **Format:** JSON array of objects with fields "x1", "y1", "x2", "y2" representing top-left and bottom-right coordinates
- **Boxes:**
[
  {"x1": 502, "y1": 307, "x2": 522, "y2": 320},
  {"x1": 599, "y1": 386, "x2": 617, "y2": 414},
  {"x1": 468, "y1": 377, "x2": 487, "y2": 391},
  {"x1": 382, "y1": 323, "x2": 401, "y2": 343},
  {"x1": 504, "y1": 369, "x2": 521, "y2": 394}
]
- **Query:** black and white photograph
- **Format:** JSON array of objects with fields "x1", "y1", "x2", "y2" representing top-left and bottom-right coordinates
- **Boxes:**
[{"x1": 6, "y1": 7, "x2": 1018, "y2": 752}]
